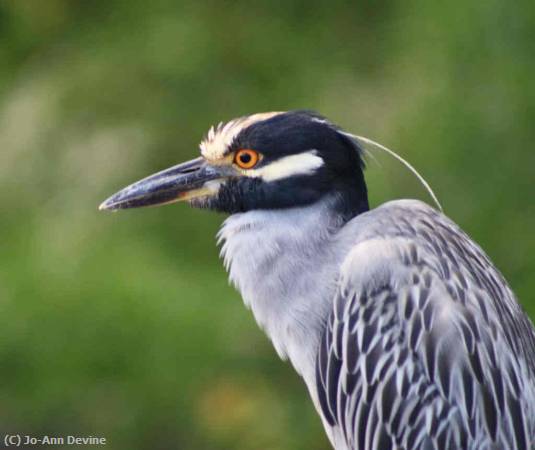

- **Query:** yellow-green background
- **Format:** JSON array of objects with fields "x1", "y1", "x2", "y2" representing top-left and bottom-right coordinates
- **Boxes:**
[{"x1": 1, "y1": 1, "x2": 533, "y2": 449}]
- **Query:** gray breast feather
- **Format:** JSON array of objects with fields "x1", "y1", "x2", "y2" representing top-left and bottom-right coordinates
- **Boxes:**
[{"x1": 315, "y1": 201, "x2": 535, "y2": 450}]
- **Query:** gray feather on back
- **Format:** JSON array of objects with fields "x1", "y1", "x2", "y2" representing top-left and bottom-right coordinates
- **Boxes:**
[{"x1": 316, "y1": 200, "x2": 535, "y2": 450}]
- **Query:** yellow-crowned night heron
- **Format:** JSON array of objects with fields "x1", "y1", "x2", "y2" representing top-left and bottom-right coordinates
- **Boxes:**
[{"x1": 100, "y1": 111, "x2": 535, "y2": 450}]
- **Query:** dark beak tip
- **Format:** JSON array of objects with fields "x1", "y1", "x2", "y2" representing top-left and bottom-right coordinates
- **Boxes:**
[
  {"x1": 98, "y1": 200, "x2": 113, "y2": 212},
  {"x1": 98, "y1": 195, "x2": 122, "y2": 211},
  {"x1": 98, "y1": 201, "x2": 110, "y2": 211}
]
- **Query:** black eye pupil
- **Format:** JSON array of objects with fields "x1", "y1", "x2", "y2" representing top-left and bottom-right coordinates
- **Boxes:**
[{"x1": 240, "y1": 153, "x2": 252, "y2": 164}]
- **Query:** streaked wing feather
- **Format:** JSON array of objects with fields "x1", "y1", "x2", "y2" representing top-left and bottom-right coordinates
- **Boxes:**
[{"x1": 315, "y1": 201, "x2": 535, "y2": 450}]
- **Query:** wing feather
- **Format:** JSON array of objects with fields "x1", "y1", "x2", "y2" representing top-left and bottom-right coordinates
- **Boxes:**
[{"x1": 314, "y1": 201, "x2": 535, "y2": 450}]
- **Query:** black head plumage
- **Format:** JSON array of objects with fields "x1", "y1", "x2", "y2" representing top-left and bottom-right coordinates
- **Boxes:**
[{"x1": 200, "y1": 111, "x2": 369, "y2": 221}]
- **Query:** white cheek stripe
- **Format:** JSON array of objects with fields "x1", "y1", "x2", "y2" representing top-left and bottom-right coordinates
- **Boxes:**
[{"x1": 247, "y1": 151, "x2": 324, "y2": 181}]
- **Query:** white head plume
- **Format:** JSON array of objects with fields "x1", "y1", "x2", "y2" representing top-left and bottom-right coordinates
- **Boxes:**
[{"x1": 340, "y1": 131, "x2": 443, "y2": 212}]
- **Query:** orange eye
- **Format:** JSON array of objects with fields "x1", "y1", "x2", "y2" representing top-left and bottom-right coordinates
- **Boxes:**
[{"x1": 234, "y1": 149, "x2": 260, "y2": 169}]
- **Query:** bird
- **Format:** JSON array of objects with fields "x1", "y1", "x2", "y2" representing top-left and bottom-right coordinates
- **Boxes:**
[{"x1": 100, "y1": 111, "x2": 535, "y2": 450}]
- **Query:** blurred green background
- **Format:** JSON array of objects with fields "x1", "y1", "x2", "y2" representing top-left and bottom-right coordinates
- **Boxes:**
[{"x1": 0, "y1": 1, "x2": 533, "y2": 449}]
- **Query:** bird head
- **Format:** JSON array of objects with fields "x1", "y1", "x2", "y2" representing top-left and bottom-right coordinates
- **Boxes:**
[{"x1": 99, "y1": 111, "x2": 369, "y2": 218}]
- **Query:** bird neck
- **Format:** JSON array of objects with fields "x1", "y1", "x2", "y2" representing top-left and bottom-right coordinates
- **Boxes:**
[
  {"x1": 334, "y1": 174, "x2": 369, "y2": 222},
  {"x1": 218, "y1": 195, "x2": 352, "y2": 382}
]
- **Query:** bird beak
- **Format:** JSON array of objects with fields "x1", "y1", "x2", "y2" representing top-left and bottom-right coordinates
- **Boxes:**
[{"x1": 99, "y1": 157, "x2": 226, "y2": 211}]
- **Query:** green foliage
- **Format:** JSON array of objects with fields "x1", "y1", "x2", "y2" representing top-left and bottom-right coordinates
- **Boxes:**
[{"x1": 0, "y1": 1, "x2": 533, "y2": 448}]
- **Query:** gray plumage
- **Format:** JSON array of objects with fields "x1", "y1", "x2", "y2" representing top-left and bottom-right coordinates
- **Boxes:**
[{"x1": 219, "y1": 197, "x2": 535, "y2": 450}]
